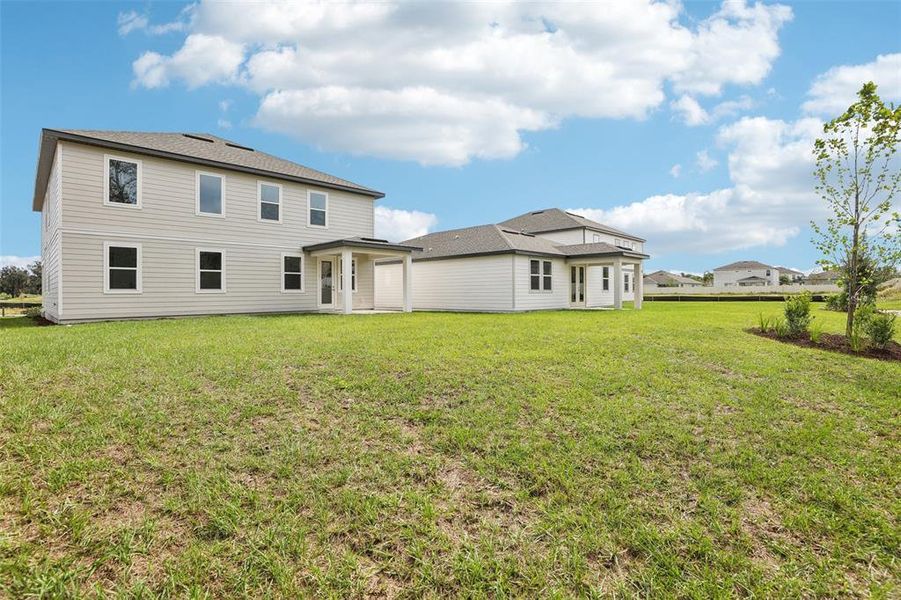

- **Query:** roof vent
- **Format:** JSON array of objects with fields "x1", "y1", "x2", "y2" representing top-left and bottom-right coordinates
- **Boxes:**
[
  {"x1": 183, "y1": 133, "x2": 214, "y2": 143},
  {"x1": 565, "y1": 211, "x2": 585, "y2": 218},
  {"x1": 360, "y1": 237, "x2": 389, "y2": 243},
  {"x1": 531, "y1": 210, "x2": 545, "y2": 215},
  {"x1": 226, "y1": 142, "x2": 254, "y2": 151},
  {"x1": 454, "y1": 234, "x2": 460, "y2": 240}
]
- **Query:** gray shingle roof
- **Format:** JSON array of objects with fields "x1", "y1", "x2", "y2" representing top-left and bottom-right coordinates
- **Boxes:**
[
  {"x1": 499, "y1": 208, "x2": 645, "y2": 242},
  {"x1": 645, "y1": 270, "x2": 700, "y2": 285},
  {"x1": 404, "y1": 224, "x2": 648, "y2": 261},
  {"x1": 713, "y1": 260, "x2": 774, "y2": 271},
  {"x1": 303, "y1": 236, "x2": 421, "y2": 254},
  {"x1": 33, "y1": 128, "x2": 382, "y2": 210},
  {"x1": 775, "y1": 266, "x2": 804, "y2": 277}
]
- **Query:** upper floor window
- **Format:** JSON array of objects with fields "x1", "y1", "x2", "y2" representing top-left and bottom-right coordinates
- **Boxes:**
[
  {"x1": 104, "y1": 155, "x2": 142, "y2": 208},
  {"x1": 259, "y1": 182, "x2": 282, "y2": 222},
  {"x1": 196, "y1": 249, "x2": 225, "y2": 293},
  {"x1": 196, "y1": 172, "x2": 225, "y2": 216},
  {"x1": 104, "y1": 242, "x2": 142, "y2": 293},
  {"x1": 593, "y1": 233, "x2": 601, "y2": 243},
  {"x1": 308, "y1": 191, "x2": 328, "y2": 227}
]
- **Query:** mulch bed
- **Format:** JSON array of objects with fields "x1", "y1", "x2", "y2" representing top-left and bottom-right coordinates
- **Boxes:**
[{"x1": 748, "y1": 328, "x2": 901, "y2": 362}]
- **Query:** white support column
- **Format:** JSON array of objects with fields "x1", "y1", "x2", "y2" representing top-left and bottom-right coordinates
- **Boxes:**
[
  {"x1": 341, "y1": 250, "x2": 353, "y2": 314},
  {"x1": 634, "y1": 261, "x2": 643, "y2": 310},
  {"x1": 402, "y1": 254, "x2": 413, "y2": 313},
  {"x1": 613, "y1": 257, "x2": 623, "y2": 309}
]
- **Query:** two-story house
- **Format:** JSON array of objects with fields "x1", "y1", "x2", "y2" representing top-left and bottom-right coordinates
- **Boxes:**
[
  {"x1": 712, "y1": 260, "x2": 779, "y2": 287},
  {"x1": 373, "y1": 208, "x2": 649, "y2": 311},
  {"x1": 33, "y1": 129, "x2": 418, "y2": 323}
]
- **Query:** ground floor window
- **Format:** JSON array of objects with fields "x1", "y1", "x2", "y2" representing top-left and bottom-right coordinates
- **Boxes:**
[
  {"x1": 196, "y1": 249, "x2": 225, "y2": 292},
  {"x1": 625, "y1": 273, "x2": 630, "y2": 292},
  {"x1": 282, "y1": 254, "x2": 303, "y2": 292},
  {"x1": 338, "y1": 258, "x2": 357, "y2": 292},
  {"x1": 104, "y1": 242, "x2": 141, "y2": 293},
  {"x1": 602, "y1": 266, "x2": 610, "y2": 291},
  {"x1": 530, "y1": 259, "x2": 552, "y2": 291}
]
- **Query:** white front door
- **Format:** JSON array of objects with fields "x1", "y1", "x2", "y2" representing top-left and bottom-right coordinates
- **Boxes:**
[
  {"x1": 319, "y1": 258, "x2": 335, "y2": 308},
  {"x1": 570, "y1": 265, "x2": 585, "y2": 307}
]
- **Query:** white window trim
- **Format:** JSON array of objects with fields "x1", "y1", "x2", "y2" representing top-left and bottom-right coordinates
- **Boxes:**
[
  {"x1": 258, "y1": 181, "x2": 283, "y2": 224},
  {"x1": 317, "y1": 257, "x2": 335, "y2": 308},
  {"x1": 103, "y1": 154, "x2": 143, "y2": 209},
  {"x1": 307, "y1": 190, "x2": 329, "y2": 228},
  {"x1": 602, "y1": 266, "x2": 610, "y2": 292},
  {"x1": 281, "y1": 252, "x2": 304, "y2": 293},
  {"x1": 338, "y1": 258, "x2": 357, "y2": 293},
  {"x1": 195, "y1": 171, "x2": 226, "y2": 218},
  {"x1": 103, "y1": 241, "x2": 142, "y2": 294},
  {"x1": 195, "y1": 247, "x2": 226, "y2": 294},
  {"x1": 529, "y1": 258, "x2": 553, "y2": 293}
]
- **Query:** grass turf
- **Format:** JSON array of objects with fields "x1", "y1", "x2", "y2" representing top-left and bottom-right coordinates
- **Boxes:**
[{"x1": 1, "y1": 303, "x2": 898, "y2": 597}]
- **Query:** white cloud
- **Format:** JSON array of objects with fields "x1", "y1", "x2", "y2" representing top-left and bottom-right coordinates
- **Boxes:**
[
  {"x1": 217, "y1": 118, "x2": 232, "y2": 130},
  {"x1": 803, "y1": 53, "x2": 901, "y2": 115},
  {"x1": 117, "y1": 8, "x2": 192, "y2": 36},
  {"x1": 695, "y1": 150, "x2": 718, "y2": 172},
  {"x1": 669, "y1": 164, "x2": 682, "y2": 178},
  {"x1": 133, "y1": 34, "x2": 244, "y2": 89},
  {"x1": 117, "y1": 11, "x2": 148, "y2": 36},
  {"x1": 671, "y1": 94, "x2": 754, "y2": 126},
  {"x1": 129, "y1": 0, "x2": 791, "y2": 165},
  {"x1": 0, "y1": 256, "x2": 40, "y2": 269},
  {"x1": 671, "y1": 95, "x2": 710, "y2": 126},
  {"x1": 374, "y1": 206, "x2": 438, "y2": 241},
  {"x1": 568, "y1": 114, "x2": 824, "y2": 256},
  {"x1": 671, "y1": 0, "x2": 792, "y2": 96}
]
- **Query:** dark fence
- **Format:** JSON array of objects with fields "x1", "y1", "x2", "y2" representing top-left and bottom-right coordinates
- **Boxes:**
[
  {"x1": 0, "y1": 301, "x2": 41, "y2": 317},
  {"x1": 645, "y1": 294, "x2": 831, "y2": 302}
]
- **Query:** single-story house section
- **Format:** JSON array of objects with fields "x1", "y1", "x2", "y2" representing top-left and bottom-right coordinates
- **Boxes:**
[
  {"x1": 374, "y1": 209, "x2": 649, "y2": 312},
  {"x1": 643, "y1": 270, "x2": 703, "y2": 289},
  {"x1": 712, "y1": 260, "x2": 779, "y2": 287}
]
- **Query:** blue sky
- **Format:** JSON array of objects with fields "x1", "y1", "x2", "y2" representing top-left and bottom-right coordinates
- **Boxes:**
[{"x1": 2, "y1": 1, "x2": 899, "y2": 274}]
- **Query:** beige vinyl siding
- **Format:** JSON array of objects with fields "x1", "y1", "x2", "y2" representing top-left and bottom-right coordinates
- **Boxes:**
[
  {"x1": 52, "y1": 140, "x2": 378, "y2": 321},
  {"x1": 59, "y1": 142, "x2": 375, "y2": 247},
  {"x1": 41, "y1": 146, "x2": 63, "y2": 320},
  {"x1": 585, "y1": 264, "x2": 637, "y2": 307},
  {"x1": 375, "y1": 255, "x2": 513, "y2": 312},
  {"x1": 534, "y1": 229, "x2": 584, "y2": 245},
  {"x1": 331, "y1": 255, "x2": 374, "y2": 310},
  {"x1": 513, "y1": 255, "x2": 568, "y2": 311},
  {"x1": 373, "y1": 261, "x2": 404, "y2": 309},
  {"x1": 534, "y1": 228, "x2": 643, "y2": 253},
  {"x1": 60, "y1": 232, "x2": 322, "y2": 320}
]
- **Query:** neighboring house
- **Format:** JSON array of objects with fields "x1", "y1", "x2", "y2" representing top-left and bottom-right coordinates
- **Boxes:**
[
  {"x1": 374, "y1": 209, "x2": 648, "y2": 312},
  {"x1": 712, "y1": 260, "x2": 779, "y2": 287},
  {"x1": 33, "y1": 129, "x2": 419, "y2": 323},
  {"x1": 643, "y1": 270, "x2": 703, "y2": 290},
  {"x1": 775, "y1": 266, "x2": 805, "y2": 283},
  {"x1": 807, "y1": 269, "x2": 841, "y2": 284}
]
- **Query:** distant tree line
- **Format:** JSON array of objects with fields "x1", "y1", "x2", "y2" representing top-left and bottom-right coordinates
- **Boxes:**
[{"x1": 0, "y1": 260, "x2": 42, "y2": 297}]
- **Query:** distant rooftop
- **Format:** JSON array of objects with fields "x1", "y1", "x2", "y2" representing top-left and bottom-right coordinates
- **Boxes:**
[
  {"x1": 713, "y1": 260, "x2": 774, "y2": 271},
  {"x1": 499, "y1": 208, "x2": 645, "y2": 242}
]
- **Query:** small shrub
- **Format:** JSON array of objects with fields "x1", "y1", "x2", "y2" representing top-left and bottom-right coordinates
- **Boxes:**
[
  {"x1": 864, "y1": 312, "x2": 896, "y2": 350},
  {"x1": 809, "y1": 322, "x2": 824, "y2": 344},
  {"x1": 849, "y1": 304, "x2": 875, "y2": 352},
  {"x1": 824, "y1": 291, "x2": 847, "y2": 312},
  {"x1": 772, "y1": 317, "x2": 789, "y2": 338},
  {"x1": 757, "y1": 313, "x2": 774, "y2": 332},
  {"x1": 784, "y1": 292, "x2": 812, "y2": 336},
  {"x1": 0, "y1": 292, "x2": 10, "y2": 301},
  {"x1": 23, "y1": 307, "x2": 42, "y2": 319}
]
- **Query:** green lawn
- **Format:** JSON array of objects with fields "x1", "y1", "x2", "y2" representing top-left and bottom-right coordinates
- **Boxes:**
[{"x1": 1, "y1": 304, "x2": 898, "y2": 597}]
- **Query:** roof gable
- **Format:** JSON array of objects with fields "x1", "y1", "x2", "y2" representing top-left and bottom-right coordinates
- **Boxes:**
[{"x1": 713, "y1": 260, "x2": 774, "y2": 271}]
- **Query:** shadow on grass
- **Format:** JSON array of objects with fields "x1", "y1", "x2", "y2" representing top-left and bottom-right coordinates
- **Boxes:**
[{"x1": 0, "y1": 317, "x2": 39, "y2": 329}]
